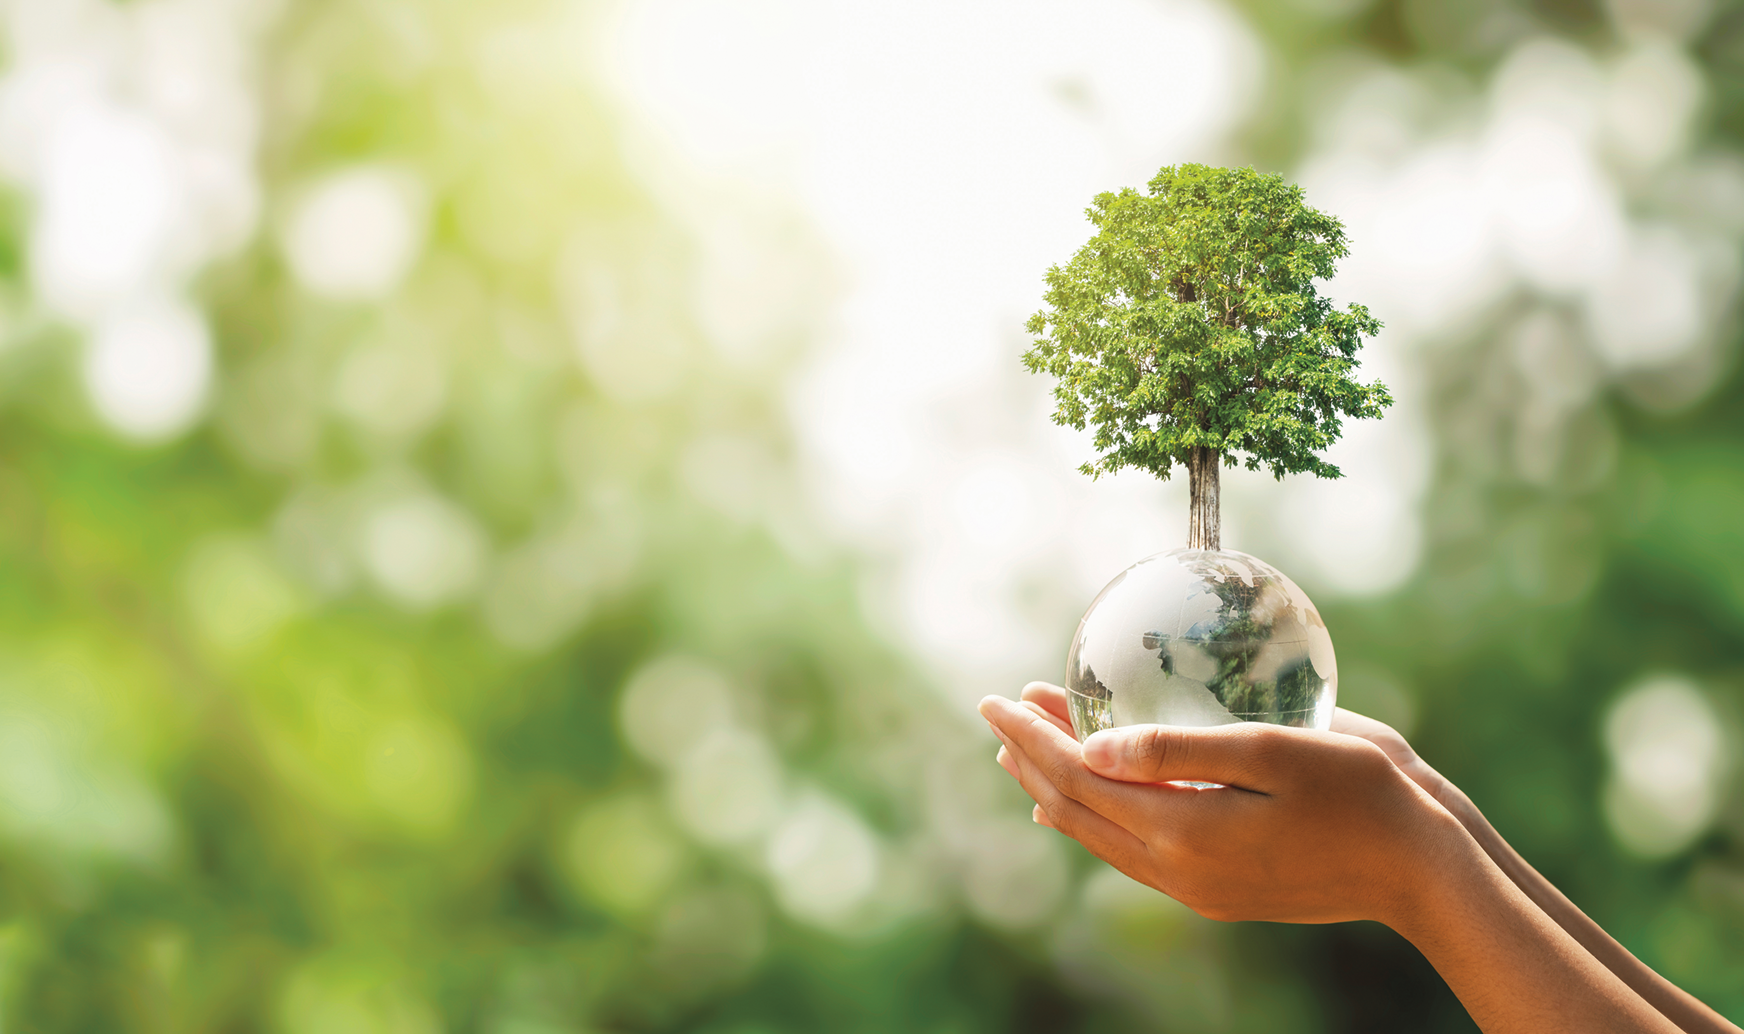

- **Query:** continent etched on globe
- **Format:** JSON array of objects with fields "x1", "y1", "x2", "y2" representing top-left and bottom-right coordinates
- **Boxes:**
[{"x1": 1065, "y1": 548, "x2": 1337, "y2": 740}]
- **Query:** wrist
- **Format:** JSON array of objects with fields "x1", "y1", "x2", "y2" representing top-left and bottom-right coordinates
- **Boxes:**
[
  {"x1": 1430, "y1": 778, "x2": 1478, "y2": 823},
  {"x1": 1432, "y1": 785, "x2": 1530, "y2": 884},
  {"x1": 1412, "y1": 773, "x2": 1515, "y2": 873},
  {"x1": 1378, "y1": 805, "x2": 1498, "y2": 944}
]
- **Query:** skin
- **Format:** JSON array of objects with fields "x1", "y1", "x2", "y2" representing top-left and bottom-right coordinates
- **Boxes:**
[
  {"x1": 979, "y1": 683, "x2": 1739, "y2": 1034},
  {"x1": 1326, "y1": 706, "x2": 1740, "y2": 1034}
]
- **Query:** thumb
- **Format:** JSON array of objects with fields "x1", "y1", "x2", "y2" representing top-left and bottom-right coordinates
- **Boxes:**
[{"x1": 1081, "y1": 723, "x2": 1267, "y2": 786}]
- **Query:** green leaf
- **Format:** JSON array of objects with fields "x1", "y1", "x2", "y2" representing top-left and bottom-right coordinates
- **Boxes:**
[{"x1": 1023, "y1": 163, "x2": 1391, "y2": 484}]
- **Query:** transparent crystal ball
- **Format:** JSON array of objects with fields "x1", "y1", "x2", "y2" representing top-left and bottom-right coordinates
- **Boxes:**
[{"x1": 1066, "y1": 548, "x2": 1337, "y2": 740}]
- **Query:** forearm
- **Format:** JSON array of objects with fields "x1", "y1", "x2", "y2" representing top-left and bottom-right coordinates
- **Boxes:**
[
  {"x1": 1393, "y1": 823, "x2": 1683, "y2": 1034},
  {"x1": 1438, "y1": 788, "x2": 1741, "y2": 1034}
]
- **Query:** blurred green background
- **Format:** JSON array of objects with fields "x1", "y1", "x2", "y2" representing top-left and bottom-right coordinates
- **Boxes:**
[{"x1": 0, "y1": 0, "x2": 1739, "y2": 1030}]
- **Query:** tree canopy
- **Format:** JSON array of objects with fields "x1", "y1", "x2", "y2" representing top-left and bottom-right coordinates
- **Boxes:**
[{"x1": 1023, "y1": 163, "x2": 1392, "y2": 484}]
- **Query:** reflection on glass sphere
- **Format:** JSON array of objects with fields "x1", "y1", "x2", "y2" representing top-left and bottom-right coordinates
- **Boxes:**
[{"x1": 1066, "y1": 548, "x2": 1336, "y2": 740}]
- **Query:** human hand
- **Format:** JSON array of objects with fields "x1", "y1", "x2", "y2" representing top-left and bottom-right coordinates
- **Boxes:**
[
  {"x1": 981, "y1": 690, "x2": 1470, "y2": 927},
  {"x1": 1017, "y1": 682, "x2": 1466, "y2": 819},
  {"x1": 1329, "y1": 706, "x2": 1463, "y2": 813},
  {"x1": 999, "y1": 685, "x2": 1716, "y2": 1033}
]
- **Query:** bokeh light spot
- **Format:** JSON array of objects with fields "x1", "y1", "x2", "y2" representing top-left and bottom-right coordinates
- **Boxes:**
[
  {"x1": 364, "y1": 715, "x2": 474, "y2": 838},
  {"x1": 1602, "y1": 675, "x2": 1729, "y2": 858},
  {"x1": 33, "y1": 102, "x2": 179, "y2": 313},
  {"x1": 182, "y1": 534, "x2": 304, "y2": 654},
  {"x1": 283, "y1": 166, "x2": 426, "y2": 301},
  {"x1": 618, "y1": 657, "x2": 735, "y2": 769},
  {"x1": 562, "y1": 794, "x2": 689, "y2": 919},
  {"x1": 83, "y1": 298, "x2": 213, "y2": 441},
  {"x1": 362, "y1": 492, "x2": 488, "y2": 610},
  {"x1": 670, "y1": 728, "x2": 785, "y2": 848},
  {"x1": 278, "y1": 957, "x2": 443, "y2": 1034},
  {"x1": 765, "y1": 791, "x2": 879, "y2": 927}
]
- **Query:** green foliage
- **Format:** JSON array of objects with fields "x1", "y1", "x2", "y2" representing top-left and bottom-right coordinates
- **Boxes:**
[
  {"x1": 0, "y1": 1, "x2": 1740, "y2": 1030},
  {"x1": 0, "y1": 5, "x2": 1044, "y2": 1033},
  {"x1": 1024, "y1": 163, "x2": 1392, "y2": 481}
]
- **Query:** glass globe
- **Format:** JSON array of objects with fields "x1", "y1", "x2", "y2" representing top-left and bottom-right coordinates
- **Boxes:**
[{"x1": 1065, "y1": 548, "x2": 1337, "y2": 740}]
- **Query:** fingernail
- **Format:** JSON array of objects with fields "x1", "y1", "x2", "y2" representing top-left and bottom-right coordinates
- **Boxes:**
[{"x1": 1081, "y1": 730, "x2": 1118, "y2": 771}]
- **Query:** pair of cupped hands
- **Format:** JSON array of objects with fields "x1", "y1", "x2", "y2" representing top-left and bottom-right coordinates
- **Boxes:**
[
  {"x1": 981, "y1": 683, "x2": 1457, "y2": 928},
  {"x1": 982, "y1": 684, "x2": 1740, "y2": 1034}
]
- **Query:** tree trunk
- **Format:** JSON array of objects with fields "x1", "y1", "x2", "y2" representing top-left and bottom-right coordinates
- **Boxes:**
[{"x1": 1187, "y1": 447, "x2": 1220, "y2": 551}]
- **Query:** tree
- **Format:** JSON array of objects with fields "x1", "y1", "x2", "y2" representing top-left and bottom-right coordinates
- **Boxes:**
[{"x1": 1023, "y1": 163, "x2": 1392, "y2": 550}]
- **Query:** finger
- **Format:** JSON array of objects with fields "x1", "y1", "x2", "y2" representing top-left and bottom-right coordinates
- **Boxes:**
[
  {"x1": 1080, "y1": 721, "x2": 1277, "y2": 790},
  {"x1": 1020, "y1": 682, "x2": 1074, "y2": 735},
  {"x1": 1331, "y1": 707, "x2": 1397, "y2": 741},
  {"x1": 996, "y1": 744, "x2": 1018, "y2": 780},
  {"x1": 1032, "y1": 803, "x2": 1055, "y2": 829},
  {"x1": 1330, "y1": 709, "x2": 1416, "y2": 763},
  {"x1": 1022, "y1": 700, "x2": 1073, "y2": 738},
  {"x1": 981, "y1": 694, "x2": 1087, "y2": 765},
  {"x1": 983, "y1": 695, "x2": 1220, "y2": 832},
  {"x1": 992, "y1": 719, "x2": 1148, "y2": 863},
  {"x1": 1326, "y1": 711, "x2": 1453, "y2": 805}
]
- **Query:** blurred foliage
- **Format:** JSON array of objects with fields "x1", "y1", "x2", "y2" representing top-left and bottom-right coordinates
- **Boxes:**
[
  {"x1": 1231, "y1": 0, "x2": 1744, "y2": 1028},
  {"x1": 0, "y1": 0, "x2": 1739, "y2": 1032},
  {"x1": 0, "y1": 2, "x2": 974, "y2": 1031}
]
